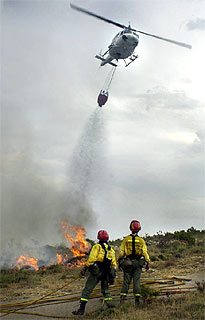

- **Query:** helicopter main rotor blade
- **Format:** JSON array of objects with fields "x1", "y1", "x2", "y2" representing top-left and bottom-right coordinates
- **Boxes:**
[
  {"x1": 70, "y1": 3, "x2": 129, "y2": 30},
  {"x1": 70, "y1": 3, "x2": 192, "y2": 49},
  {"x1": 136, "y1": 30, "x2": 192, "y2": 49}
]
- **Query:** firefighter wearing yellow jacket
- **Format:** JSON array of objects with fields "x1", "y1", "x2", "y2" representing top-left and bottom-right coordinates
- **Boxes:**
[
  {"x1": 118, "y1": 220, "x2": 150, "y2": 306},
  {"x1": 72, "y1": 230, "x2": 116, "y2": 316}
]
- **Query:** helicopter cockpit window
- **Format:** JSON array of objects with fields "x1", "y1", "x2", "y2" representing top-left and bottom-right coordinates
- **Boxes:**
[{"x1": 113, "y1": 33, "x2": 120, "y2": 41}]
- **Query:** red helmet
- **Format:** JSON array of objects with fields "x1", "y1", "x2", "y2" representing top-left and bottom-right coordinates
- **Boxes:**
[
  {"x1": 97, "y1": 230, "x2": 109, "y2": 242},
  {"x1": 130, "y1": 220, "x2": 141, "y2": 233}
]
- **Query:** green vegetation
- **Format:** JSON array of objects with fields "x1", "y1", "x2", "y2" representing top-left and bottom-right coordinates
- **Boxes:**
[
  {"x1": 140, "y1": 284, "x2": 159, "y2": 300},
  {"x1": 0, "y1": 264, "x2": 74, "y2": 288},
  {"x1": 143, "y1": 227, "x2": 205, "y2": 263},
  {"x1": 0, "y1": 268, "x2": 42, "y2": 288},
  {"x1": 109, "y1": 238, "x2": 122, "y2": 247},
  {"x1": 45, "y1": 263, "x2": 66, "y2": 273},
  {"x1": 86, "y1": 238, "x2": 95, "y2": 247},
  {"x1": 174, "y1": 230, "x2": 195, "y2": 246}
]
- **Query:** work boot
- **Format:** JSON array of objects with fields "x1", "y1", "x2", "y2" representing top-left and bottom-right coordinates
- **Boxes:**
[
  {"x1": 135, "y1": 296, "x2": 140, "y2": 307},
  {"x1": 120, "y1": 295, "x2": 126, "y2": 305},
  {"x1": 72, "y1": 300, "x2": 87, "y2": 316}
]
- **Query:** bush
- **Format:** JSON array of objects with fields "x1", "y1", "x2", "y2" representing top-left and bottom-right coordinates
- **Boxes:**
[
  {"x1": 158, "y1": 254, "x2": 167, "y2": 261},
  {"x1": 45, "y1": 264, "x2": 65, "y2": 273},
  {"x1": 141, "y1": 285, "x2": 159, "y2": 300},
  {"x1": 109, "y1": 238, "x2": 122, "y2": 247},
  {"x1": 174, "y1": 231, "x2": 195, "y2": 246},
  {"x1": 150, "y1": 255, "x2": 158, "y2": 262},
  {"x1": 162, "y1": 258, "x2": 177, "y2": 268},
  {"x1": 0, "y1": 268, "x2": 41, "y2": 286},
  {"x1": 86, "y1": 238, "x2": 95, "y2": 247}
]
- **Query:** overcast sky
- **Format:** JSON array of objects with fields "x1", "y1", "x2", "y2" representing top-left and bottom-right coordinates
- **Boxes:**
[{"x1": 1, "y1": 0, "x2": 205, "y2": 250}]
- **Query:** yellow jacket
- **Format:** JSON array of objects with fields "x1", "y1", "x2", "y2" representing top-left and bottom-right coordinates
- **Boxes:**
[
  {"x1": 119, "y1": 234, "x2": 150, "y2": 263},
  {"x1": 86, "y1": 243, "x2": 116, "y2": 268}
]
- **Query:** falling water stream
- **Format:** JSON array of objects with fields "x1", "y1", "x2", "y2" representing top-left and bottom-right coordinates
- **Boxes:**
[{"x1": 67, "y1": 108, "x2": 107, "y2": 226}]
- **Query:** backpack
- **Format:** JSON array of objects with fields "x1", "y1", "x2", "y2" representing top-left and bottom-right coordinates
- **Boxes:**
[{"x1": 100, "y1": 243, "x2": 112, "y2": 272}]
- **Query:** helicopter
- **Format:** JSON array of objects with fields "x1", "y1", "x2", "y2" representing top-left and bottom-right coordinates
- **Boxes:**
[{"x1": 70, "y1": 3, "x2": 192, "y2": 67}]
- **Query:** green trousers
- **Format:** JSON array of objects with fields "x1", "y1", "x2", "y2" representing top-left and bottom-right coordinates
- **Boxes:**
[
  {"x1": 81, "y1": 271, "x2": 112, "y2": 302},
  {"x1": 120, "y1": 260, "x2": 142, "y2": 297}
]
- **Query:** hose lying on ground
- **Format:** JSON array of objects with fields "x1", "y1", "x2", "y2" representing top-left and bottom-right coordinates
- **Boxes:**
[
  {"x1": 0, "y1": 274, "x2": 82, "y2": 318},
  {"x1": 0, "y1": 276, "x2": 196, "y2": 319}
]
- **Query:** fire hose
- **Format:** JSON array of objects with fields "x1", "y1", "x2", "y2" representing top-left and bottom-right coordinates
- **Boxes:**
[
  {"x1": 0, "y1": 274, "x2": 82, "y2": 318},
  {"x1": 0, "y1": 276, "x2": 196, "y2": 319}
]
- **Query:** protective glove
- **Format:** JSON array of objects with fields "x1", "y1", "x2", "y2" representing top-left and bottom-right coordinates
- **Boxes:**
[
  {"x1": 80, "y1": 265, "x2": 88, "y2": 277},
  {"x1": 145, "y1": 262, "x2": 150, "y2": 271}
]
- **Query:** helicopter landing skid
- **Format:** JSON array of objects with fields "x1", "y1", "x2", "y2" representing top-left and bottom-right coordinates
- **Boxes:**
[
  {"x1": 124, "y1": 54, "x2": 138, "y2": 67},
  {"x1": 95, "y1": 55, "x2": 118, "y2": 67}
]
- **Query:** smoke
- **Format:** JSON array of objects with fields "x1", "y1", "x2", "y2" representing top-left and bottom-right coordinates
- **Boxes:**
[
  {"x1": 1, "y1": 151, "x2": 65, "y2": 249},
  {"x1": 1, "y1": 107, "x2": 107, "y2": 264}
]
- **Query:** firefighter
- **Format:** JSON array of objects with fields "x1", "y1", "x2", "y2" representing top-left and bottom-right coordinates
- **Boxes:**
[
  {"x1": 118, "y1": 220, "x2": 150, "y2": 306},
  {"x1": 72, "y1": 230, "x2": 116, "y2": 316}
]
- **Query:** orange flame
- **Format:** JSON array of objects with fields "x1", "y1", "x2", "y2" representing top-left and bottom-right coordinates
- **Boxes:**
[
  {"x1": 61, "y1": 219, "x2": 90, "y2": 257},
  {"x1": 15, "y1": 255, "x2": 39, "y2": 271},
  {"x1": 56, "y1": 253, "x2": 64, "y2": 265},
  {"x1": 56, "y1": 253, "x2": 70, "y2": 265}
]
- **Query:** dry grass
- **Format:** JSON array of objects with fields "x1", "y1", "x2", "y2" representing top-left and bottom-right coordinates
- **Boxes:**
[
  {"x1": 0, "y1": 265, "x2": 83, "y2": 301},
  {"x1": 91, "y1": 291, "x2": 205, "y2": 320}
]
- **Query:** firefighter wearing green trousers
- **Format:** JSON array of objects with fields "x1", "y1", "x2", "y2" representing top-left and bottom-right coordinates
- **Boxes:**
[
  {"x1": 118, "y1": 220, "x2": 150, "y2": 306},
  {"x1": 72, "y1": 230, "x2": 116, "y2": 316}
]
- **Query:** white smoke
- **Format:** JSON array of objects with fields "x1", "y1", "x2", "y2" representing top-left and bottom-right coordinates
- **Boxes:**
[{"x1": 1, "y1": 108, "x2": 108, "y2": 265}]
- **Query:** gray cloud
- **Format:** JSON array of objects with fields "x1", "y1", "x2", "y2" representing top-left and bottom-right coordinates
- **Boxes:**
[
  {"x1": 186, "y1": 18, "x2": 205, "y2": 30},
  {"x1": 134, "y1": 87, "x2": 199, "y2": 110}
]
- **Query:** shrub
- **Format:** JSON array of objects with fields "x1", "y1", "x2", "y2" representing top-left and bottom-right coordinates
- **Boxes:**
[
  {"x1": 196, "y1": 281, "x2": 205, "y2": 293},
  {"x1": 0, "y1": 268, "x2": 41, "y2": 286},
  {"x1": 45, "y1": 264, "x2": 65, "y2": 273},
  {"x1": 158, "y1": 254, "x2": 167, "y2": 261},
  {"x1": 86, "y1": 238, "x2": 95, "y2": 247},
  {"x1": 141, "y1": 285, "x2": 159, "y2": 300},
  {"x1": 162, "y1": 258, "x2": 177, "y2": 268},
  {"x1": 150, "y1": 255, "x2": 158, "y2": 262},
  {"x1": 109, "y1": 238, "x2": 122, "y2": 247},
  {"x1": 174, "y1": 231, "x2": 195, "y2": 246}
]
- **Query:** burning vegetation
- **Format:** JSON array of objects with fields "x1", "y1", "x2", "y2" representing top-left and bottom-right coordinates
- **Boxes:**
[
  {"x1": 14, "y1": 256, "x2": 39, "y2": 271},
  {"x1": 9, "y1": 220, "x2": 91, "y2": 271},
  {"x1": 61, "y1": 219, "x2": 90, "y2": 257}
]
